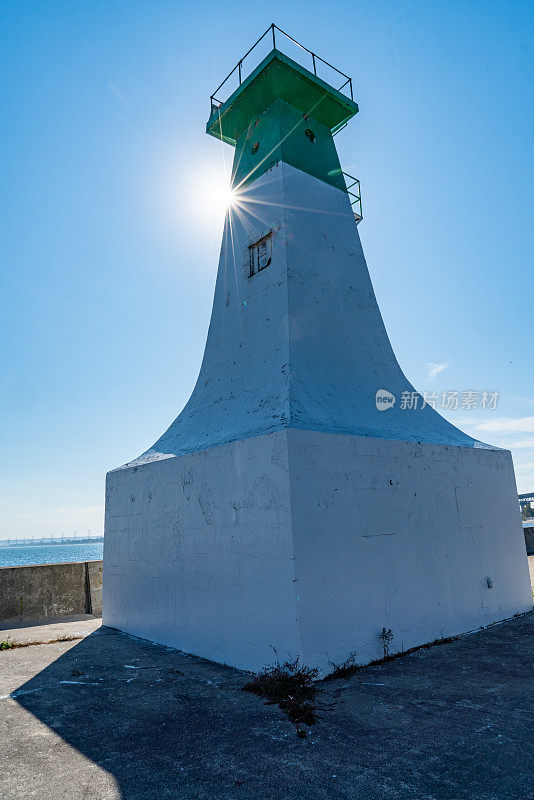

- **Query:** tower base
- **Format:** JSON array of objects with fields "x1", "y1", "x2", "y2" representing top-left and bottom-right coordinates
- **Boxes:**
[{"x1": 103, "y1": 429, "x2": 532, "y2": 675}]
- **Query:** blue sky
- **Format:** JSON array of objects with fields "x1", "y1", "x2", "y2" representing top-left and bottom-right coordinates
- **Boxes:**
[{"x1": 1, "y1": 0, "x2": 533, "y2": 539}]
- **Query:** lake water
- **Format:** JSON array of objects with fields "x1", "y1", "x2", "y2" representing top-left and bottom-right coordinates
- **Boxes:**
[{"x1": 0, "y1": 542, "x2": 104, "y2": 568}]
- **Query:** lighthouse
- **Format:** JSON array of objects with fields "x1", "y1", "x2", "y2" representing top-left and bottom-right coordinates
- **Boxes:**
[{"x1": 103, "y1": 26, "x2": 532, "y2": 675}]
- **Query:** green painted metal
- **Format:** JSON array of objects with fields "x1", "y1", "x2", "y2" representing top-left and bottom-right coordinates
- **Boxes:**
[
  {"x1": 343, "y1": 171, "x2": 363, "y2": 221},
  {"x1": 206, "y1": 50, "x2": 358, "y2": 146},
  {"x1": 231, "y1": 99, "x2": 346, "y2": 192}
]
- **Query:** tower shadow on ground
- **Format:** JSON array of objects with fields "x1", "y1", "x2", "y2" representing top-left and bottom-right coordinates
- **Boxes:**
[{"x1": 11, "y1": 613, "x2": 534, "y2": 800}]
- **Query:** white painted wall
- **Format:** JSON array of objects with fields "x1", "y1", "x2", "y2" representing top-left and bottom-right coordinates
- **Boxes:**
[
  {"x1": 104, "y1": 426, "x2": 532, "y2": 675},
  {"x1": 287, "y1": 429, "x2": 532, "y2": 672},
  {"x1": 104, "y1": 431, "x2": 299, "y2": 672},
  {"x1": 104, "y1": 162, "x2": 532, "y2": 675}
]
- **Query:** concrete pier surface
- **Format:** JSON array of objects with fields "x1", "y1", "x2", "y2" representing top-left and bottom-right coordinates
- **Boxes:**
[
  {"x1": 0, "y1": 613, "x2": 102, "y2": 645},
  {"x1": 1, "y1": 598, "x2": 533, "y2": 799}
]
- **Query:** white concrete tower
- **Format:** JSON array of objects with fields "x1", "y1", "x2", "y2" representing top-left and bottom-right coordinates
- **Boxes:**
[{"x1": 103, "y1": 29, "x2": 532, "y2": 674}]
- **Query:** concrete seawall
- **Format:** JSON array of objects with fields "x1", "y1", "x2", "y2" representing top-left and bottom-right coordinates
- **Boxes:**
[{"x1": 0, "y1": 561, "x2": 103, "y2": 624}]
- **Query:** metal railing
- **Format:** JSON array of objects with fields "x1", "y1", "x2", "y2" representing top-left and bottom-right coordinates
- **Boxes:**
[
  {"x1": 210, "y1": 23, "x2": 354, "y2": 114},
  {"x1": 343, "y1": 172, "x2": 362, "y2": 222}
]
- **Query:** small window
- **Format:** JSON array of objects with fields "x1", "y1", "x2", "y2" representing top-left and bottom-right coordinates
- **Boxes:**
[{"x1": 249, "y1": 232, "x2": 272, "y2": 277}]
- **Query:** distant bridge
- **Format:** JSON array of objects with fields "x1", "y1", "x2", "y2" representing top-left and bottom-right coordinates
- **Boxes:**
[{"x1": 0, "y1": 535, "x2": 104, "y2": 548}]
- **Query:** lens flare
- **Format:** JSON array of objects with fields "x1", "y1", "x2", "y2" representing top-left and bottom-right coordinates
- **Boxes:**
[{"x1": 189, "y1": 169, "x2": 237, "y2": 219}]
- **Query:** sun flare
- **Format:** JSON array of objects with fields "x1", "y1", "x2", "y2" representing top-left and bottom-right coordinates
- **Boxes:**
[
  {"x1": 189, "y1": 169, "x2": 238, "y2": 220},
  {"x1": 214, "y1": 183, "x2": 237, "y2": 212}
]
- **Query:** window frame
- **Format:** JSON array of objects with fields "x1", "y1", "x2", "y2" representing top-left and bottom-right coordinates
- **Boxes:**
[{"x1": 249, "y1": 231, "x2": 272, "y2": 277}]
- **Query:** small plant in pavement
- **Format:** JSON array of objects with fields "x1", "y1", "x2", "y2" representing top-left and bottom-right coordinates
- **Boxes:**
[
  {"x1": 243, "y1": 658, "x2": 318, "y2": 736},
  {"x1": 379, "y1": 627, "x2": 394, "y2": 658}
]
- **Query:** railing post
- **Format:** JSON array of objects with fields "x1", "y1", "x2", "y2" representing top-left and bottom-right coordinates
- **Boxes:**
[
  {"x1": 349, "y1": 78, "x2": 353, "y2": 100},
  {"x1": 272, "y1": 23, "x2": 276, "y2": 49},
  {"x1": 312, "y1": 53, "x2": 316, "y2": 75},
  {"x1": 238, "y1": 60, "x2": 242, "y2": 84}
]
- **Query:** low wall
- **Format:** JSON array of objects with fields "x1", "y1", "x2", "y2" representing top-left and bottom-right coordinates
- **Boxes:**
[
  {"x1": 525, "y1": 527, "x2": 534, "y2": 556},
  {"x1": 0, "y1": 560, "x2": 103, "y2": 624}
]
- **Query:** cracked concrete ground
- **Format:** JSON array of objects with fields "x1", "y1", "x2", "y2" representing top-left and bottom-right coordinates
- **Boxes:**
[{"x1": 1, "y1": 603, "x2": 533, "y2": 800}]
